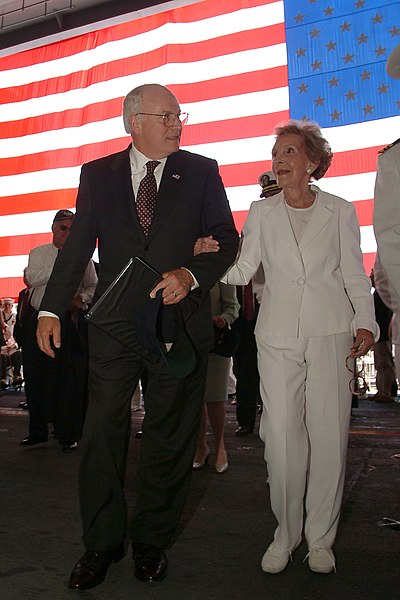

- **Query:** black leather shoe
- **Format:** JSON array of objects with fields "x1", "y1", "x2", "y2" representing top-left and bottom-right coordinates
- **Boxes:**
[
  {"x1": 235, "y1": 426, "x2": 254, "y2": 437},
  {"x1": 133, "y1": 543, "x2": 168, "y2": 582},
  {"x1": 20, "y1": 436, "x2": 47, "y2": 446},
  {"x1": 68, "y1": 545, "x2": 125, "y2": 590}
]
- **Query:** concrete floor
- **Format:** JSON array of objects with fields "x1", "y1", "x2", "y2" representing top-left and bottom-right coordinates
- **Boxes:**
[{"x1": 0, "y1": 389, "x2": 399, "y2": 600}]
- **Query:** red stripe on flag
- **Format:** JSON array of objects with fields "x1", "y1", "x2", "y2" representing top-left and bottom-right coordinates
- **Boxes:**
[
  {"x1": 2, "y1": 112, "x2": 293, "y2": 177},
  {"x1": 362, "y1": 253, "x2": 375, "y2": 276},
  {"x1": 329, "y1": 147, "x2": 380, "y2": 178},
  {"x1": 0, "y1": 137, "x2": 129, "y2": 177},
  {"x1": 353, "y1": 198, "x2": 373, "y2": 228},
  {"x1": 0, "y1": 24, "x2": 285, "y2": 105},
  {"x1": 0, "y1": 0, "x2": 276, "y2": 71},
  {"x1": 0, "y1": 277, "x2": 24, "y2": 299},
  {"x1": 0, "y1": 232, "x2": 52, "y2": 257},
  {"x1": 0, "y1": 98, "x2": 124, "y2": 139},
  {"x1": 0, "y1": 67, "x2": 288, "y2": 140},
  {"x1": 0, "y1": 189, "x2": 77, "y2": 217}
]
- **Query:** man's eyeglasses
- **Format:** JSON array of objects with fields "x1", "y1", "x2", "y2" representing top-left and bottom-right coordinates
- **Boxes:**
[
  {"x1": 135, "y1": 112, "x2": 189, "y2": 127},
  {"x1": 345, "y1": 355, "x2": 369, "y2": 396}
]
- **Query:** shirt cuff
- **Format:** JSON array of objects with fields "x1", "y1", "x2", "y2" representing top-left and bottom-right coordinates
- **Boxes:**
[
  {"x1": 181, "y1": 267, "x2": 199, "y2": 290},
  {"x1": 38, "y1": 311, "x2": 60, "y2": 320}
]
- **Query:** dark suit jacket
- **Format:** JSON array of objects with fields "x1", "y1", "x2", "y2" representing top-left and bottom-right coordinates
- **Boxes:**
[{"x1": 40, "y1": 146, "x2": 239, "y2": 354}]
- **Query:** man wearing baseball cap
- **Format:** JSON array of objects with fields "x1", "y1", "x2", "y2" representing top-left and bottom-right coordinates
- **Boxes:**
[{"x1": 21, "y1": 210, "x2": 97, "y2": 451}]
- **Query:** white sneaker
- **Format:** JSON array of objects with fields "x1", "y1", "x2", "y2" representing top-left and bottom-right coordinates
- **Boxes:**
[
  {"x1": 261, "y1": 539, "x2": 301, "y2": 574},
  {"x1": 307, "y1": 547, "x2": 336, "y2": 573}
]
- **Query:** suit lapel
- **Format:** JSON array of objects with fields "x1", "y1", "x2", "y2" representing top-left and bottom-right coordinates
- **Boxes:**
[
  {"x1": 109, "y1": 145, "x2": 146, "y2": 240},
  {"x1": 266, "y1": 194, "x2": 302, "y2": 262},
  {"x1": 298, "y1": 191, "x2": 334, "y2": 252},
  {"x1": 147, "y1": 152, "x2": 183, "y2": 240}
]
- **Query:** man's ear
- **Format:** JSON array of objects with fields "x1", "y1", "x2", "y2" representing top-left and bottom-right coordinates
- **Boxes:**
[{"x1": 130, "y1": 114, "x2": 141, "y2": 135}]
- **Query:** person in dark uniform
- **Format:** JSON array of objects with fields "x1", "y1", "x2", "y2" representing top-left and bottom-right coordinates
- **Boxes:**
[
  {"x1": 234, "y1": 172, "x2": 282, "y2": 436},
  {"x1": 370, "y1": 269, "x2": 397, "y2": 402}
]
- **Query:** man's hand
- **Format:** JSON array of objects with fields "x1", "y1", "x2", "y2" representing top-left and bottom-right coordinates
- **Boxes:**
[
  {"x1": 37, "y1": 317, "x2": 61, "y2": 358},
  {"x1": 193, "y1": 235, "x2": 220, "y2": 256},
  {"x1": 350, "y1": 328, "x2": 374, "y2": 358},
  {"x1": 150, "y1": 268, "x2": 194, "y2": 305}
]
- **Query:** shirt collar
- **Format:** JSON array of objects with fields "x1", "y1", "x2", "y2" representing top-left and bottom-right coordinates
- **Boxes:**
[{"x1": 129, "y1": 144, "x2": 167, "y2": 175}]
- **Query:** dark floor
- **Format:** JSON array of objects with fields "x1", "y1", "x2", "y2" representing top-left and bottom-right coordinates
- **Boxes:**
[{"x1": 0, "y1": 388, "x2": 399, "y2": 600}]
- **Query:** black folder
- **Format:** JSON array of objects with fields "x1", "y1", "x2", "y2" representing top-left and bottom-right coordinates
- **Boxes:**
[{"x1": 85, "y1": 257, "x2": 197, "y2": 379}]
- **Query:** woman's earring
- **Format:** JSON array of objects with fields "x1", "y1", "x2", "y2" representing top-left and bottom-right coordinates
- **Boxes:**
[{"x1": 306, "y1": 166, "x2": 312, "y2": 173}]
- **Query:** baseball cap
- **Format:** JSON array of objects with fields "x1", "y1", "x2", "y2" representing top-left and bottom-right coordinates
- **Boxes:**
[{"x1": 53, "y1": 209, "x2": 74, "y2": 223}]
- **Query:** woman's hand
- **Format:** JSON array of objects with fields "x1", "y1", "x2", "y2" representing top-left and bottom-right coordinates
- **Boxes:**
[
  {"x1": 350, "y1": 328, "x2": 374, "y2": 358},
  {"x1": 193, "y1": 236, "x2": 220, "y2": 256}
]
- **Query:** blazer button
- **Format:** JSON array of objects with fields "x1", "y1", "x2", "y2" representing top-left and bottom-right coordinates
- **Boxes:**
[{"x1": 296, "y1": 278, "x2": 305, "y2": 286}]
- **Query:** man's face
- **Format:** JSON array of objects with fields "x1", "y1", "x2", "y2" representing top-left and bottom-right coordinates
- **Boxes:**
[
  {"x1": 3, "y1": 300, "x2": 12, "y2": 312},
  {"x1": 131, "y1": 87, "x2": 182, "y2": 159},
  {"x1": 52, "y1": 219, "x2": 72, "y2": 249}
]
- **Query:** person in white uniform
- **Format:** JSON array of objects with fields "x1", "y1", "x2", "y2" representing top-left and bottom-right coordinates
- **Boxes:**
[
  {"x1": 374, "y1": 43, "x2": 400, "y2": 321},
  {"x1": 220, "y1": 121, "x2": 378, "y2": 574}
]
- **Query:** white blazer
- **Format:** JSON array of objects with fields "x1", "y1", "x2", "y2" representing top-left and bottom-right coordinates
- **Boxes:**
[
  {"x1": 223, "y1": 186, "x2": 377, "y2": 339},
  {"x1": 373, "y1": 140, "x2": 400, "y2": 302}
]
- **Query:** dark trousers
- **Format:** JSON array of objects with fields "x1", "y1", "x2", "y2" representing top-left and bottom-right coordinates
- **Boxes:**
[
  {"x1": 1, "y1": 350, "x2": 22, "y2": 380},
  {"x1": 23, "y1": 310, "x2": 88, "y2": 444},
  {"x1": 233, "y1": 327, "x2": 260, "y2": 431},
  {"x1": 22, "y1": 311, "x2": 59, "y2": 441},
  {"x1": 80, "y1": 324, "x2": 208, "y2": 552}
]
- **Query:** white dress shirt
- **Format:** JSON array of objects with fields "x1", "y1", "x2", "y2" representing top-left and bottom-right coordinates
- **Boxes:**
[{"x1": 28, "y1": 243, "x2": 97, "y2": 311}]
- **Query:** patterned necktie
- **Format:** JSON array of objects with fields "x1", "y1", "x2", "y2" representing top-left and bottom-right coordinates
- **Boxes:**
[{"x1": 136, "y1": 160, "x2": 160, "y2": 236}]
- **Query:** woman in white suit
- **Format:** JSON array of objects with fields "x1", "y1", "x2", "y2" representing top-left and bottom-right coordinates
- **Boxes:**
[{"x1": 220, "y1": 121, "x2": 378, "y2": 574}]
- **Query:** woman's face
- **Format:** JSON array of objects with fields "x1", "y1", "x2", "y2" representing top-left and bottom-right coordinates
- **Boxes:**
[{"x1": 271, "y1": 133, "x2": 315, "y2": 190}]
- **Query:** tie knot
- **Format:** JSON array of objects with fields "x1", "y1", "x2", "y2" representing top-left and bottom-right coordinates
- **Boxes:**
[{"x1": 146, "y1": 160, "x2": 160, "y2": 174}]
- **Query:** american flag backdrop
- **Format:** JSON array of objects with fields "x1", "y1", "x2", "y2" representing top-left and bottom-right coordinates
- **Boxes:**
[{"x1": 0, "y1": 0, "x2": 399, "y2": 298}]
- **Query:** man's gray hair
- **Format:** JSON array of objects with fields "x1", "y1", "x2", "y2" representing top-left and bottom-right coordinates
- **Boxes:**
[
  {"x1": 122, "y1": 87, "x2": 144, "y2": 134},
  {"x1": 122, "y1": 84, "x2": 174, "y2": 134}
]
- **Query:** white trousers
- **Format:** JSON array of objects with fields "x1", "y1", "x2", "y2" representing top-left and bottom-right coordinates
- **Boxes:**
[{"x1": 257, "y1": 333, "x2": 353, "y2": 551}]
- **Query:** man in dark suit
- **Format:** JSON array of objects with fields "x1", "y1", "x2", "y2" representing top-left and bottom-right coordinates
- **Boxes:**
[{"x1": 37, "y1": 83, "x2": 238, "y2": 590}]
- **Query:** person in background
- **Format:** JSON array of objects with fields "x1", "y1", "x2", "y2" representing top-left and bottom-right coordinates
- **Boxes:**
[
  {"x1": 233, "y1": 172, "x2": 282, "y2": 437},
  {"x1": 1, "y1": 323, "x2": 23, "y2": 388},
  {"x1": 14, "y1": 269, "x2": 35, "y2": 352},
  {"x1": 36, "y1": 83, "x2": 238, "y2": 590},
  {"x1": 0, "y1": 313, "x2": 6, "y2": 391},
  {"x1": 218, "y1": 120, "x2": 377, "y2": 575},
  {"x1": 227, "y1": 363, "x2": 237, "y2": 404},
  {"x1": 373, "y1": 43, "x2": 400, "y2": 299},
  {"x1": 2, "y1": 298, "x2": 16, "y2": 334},
  {"x1": 192, "y1": 282, "x2": 239, "y2": 473},
  {"x1": 22, "y1": 210, "x2": 97, "y2": 451},
  {"x1": 370, "y1": 268, "x2": 397, "y2": 403}
]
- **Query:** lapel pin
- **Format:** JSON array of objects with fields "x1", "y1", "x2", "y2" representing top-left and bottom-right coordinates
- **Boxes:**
[{"x1": 172, "y1": 173, "x2": 180, "y2": 179}]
